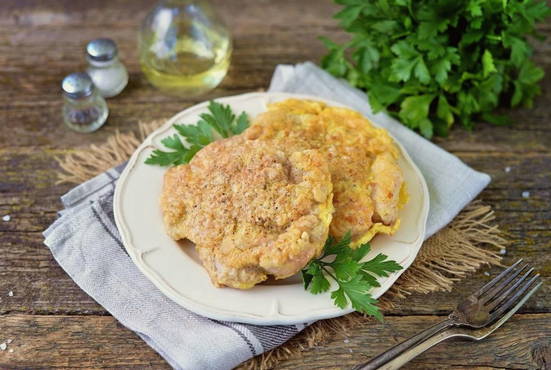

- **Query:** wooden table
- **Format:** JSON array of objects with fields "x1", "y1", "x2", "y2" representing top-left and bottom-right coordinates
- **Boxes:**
[{"x1": 1, "y1": 0, "x2": 550, "y2": 368}]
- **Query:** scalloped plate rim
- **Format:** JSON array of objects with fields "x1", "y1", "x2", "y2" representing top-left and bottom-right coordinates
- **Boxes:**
[{"x1": 113, "y1": 92, "x2": 429, "y2": 325}]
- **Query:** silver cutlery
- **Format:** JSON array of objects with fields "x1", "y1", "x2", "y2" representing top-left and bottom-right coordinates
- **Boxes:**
[{"x1": 353, "y1": 259, "x2": 542, "y2": 370}]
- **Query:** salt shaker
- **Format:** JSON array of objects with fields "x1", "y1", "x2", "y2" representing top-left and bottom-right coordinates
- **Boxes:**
[
  {"x1": 62, "y1": 72, "x2": 109, "y2": 133},
  {"x1": 86, "y1": 38, "x2": 128, "y2": 98}
]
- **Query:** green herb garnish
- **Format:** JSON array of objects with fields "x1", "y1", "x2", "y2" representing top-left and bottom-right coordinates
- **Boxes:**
[
  {"x1": 147, "y1": 103, "x2": 401, "y2": 320},
  {"x1": 302, "y1": 232, "x2": 402, "y2": 321},
  {"x1": 145, "y1": 101, "x2": 249, "y2": 166},
  {"x1": 320, "y1": 0, "x2": 551, "y2": 138}
]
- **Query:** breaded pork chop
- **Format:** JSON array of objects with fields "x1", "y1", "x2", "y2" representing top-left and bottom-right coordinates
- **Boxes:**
[
  {"x1": 245, "y1": 99, "x2": 405, "y2": 246},
  {"x1": 161, "y1": 135, "x2": 333, "y2": 289}
]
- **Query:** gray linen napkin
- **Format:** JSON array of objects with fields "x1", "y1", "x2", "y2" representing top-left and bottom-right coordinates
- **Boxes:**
[{"x1": 44, "y1": 63, "x2": 490, "y2": 369}]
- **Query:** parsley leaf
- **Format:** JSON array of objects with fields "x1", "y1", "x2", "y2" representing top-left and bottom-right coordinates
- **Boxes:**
[
  {"x1": 414, "y1": 57, "x2": 431, "y2": 84},
  {"x1": 145, "y1": 101, "x2": 249, "y2": 167},
  {"x1": 145, "y1": 135, "x2": 192, "y2": 166},
  {"x1": 361, "y1": 254, "x2": 403, "y2": 277},
  {"x1": 339, "y1": 276, "x2": 383, "y2": 321},
  {"x1": 308, "y1": 264, "x2": 331, "y2": 294},
  {"x1": 302, "y1": 233, "x2": 403, "y2": 321},
  {"x1": 481, "y1": 50, "x2": 497, "y2": 78},
  {"x1": 321, "y1": 0, "x2": 551, "y2": 138}
]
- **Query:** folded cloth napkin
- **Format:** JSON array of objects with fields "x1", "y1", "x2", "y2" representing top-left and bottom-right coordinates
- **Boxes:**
[{"x1": 44, "y1": 63, "x2": 490, "y2": 369}]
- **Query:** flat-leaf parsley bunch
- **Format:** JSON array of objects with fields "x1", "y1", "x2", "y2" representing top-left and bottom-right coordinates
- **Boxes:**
[{"x1": 321, "y1": 0, "x2": 551, "y2": 138}]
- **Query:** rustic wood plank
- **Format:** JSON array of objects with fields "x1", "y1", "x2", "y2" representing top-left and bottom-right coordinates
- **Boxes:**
[
  {"x1": 0, "y1": 0, "x2": 343, "y2": 149},
  {"x1": 1, "y1": 228, "x2": 549, "y2": 316},
  {"x1": 4, "y1": 102, "x2": 551, "y2": 152},
  {"x1": 0, "y1": 150, "x2": 549, "y2": 315},
  {"x1": 277, "y1": 313, "x2": 551, "y2": 369},
  {"x1": 2, "y1": 99, "x2": 551, "y2": 151},
  {"x1": 0, "y1": 314, "x2": 169, "y2": 368},
  {"x1": 0, "y1": 0, "x2": 550, "y2": 150},
  {"x1": 1, "y1": 148, "x2": 549, "y2": 210},
  {"x1": 0, "y1": 313, "x2": 549, "y2": 369},
  {"x1": 0, "y1": 232, "x2": 548, "y2": 316},
  {"x1": 0, "y1": 0, "x2": 550, "y2": 368}
]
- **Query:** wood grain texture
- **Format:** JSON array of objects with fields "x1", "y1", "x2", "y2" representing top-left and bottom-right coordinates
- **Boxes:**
[
  {"x1": 277, "y1": 313, "x2": 551, "y2": 370},
  {"x1": 0, "y1": 0, "x2": 550, "y2": 368},
  {"x1": 0, "y1": 313, "x2": 550, "y2": 369},
  {"x1": 0, "y1": 151, "x2": 549, "y2": 316},
  {"x1": 0, "y1": 314, "x2": 169, "y2": 368}
]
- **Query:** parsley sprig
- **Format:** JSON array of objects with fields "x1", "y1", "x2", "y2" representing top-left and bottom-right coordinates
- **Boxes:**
[
  {"x1": 145, "y1": 101, "x2": 249, "y2": 166},
  {"x1": 321, "y1": 0, "x2": 551, "y2": 138},
  {"x1": 302, "y1": 232, "x2": 402, "y2": 321},
  {"x1": 146, "y1": 103, "x2": 401, "y2": 320}
]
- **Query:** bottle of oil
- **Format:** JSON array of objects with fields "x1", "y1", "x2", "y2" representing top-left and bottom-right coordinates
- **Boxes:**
[{"x1": 138, "y1": 0, "x2": 232, "y2": 97}]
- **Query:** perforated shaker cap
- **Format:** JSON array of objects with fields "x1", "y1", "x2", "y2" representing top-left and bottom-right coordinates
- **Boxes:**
[
  {"x1": 86, "y1": 38, "x2": 118, "y2": 62},
  {"x1": 61, "y1": 72, "x2": 94, "y2": 99}
]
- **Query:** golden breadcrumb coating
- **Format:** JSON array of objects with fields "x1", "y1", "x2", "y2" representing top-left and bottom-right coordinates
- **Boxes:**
[
  {"x1": 245, "y1": 99, "x2": 405, "y2": 246},
  {"x1": 161, "y1": 135, "x2": 333, "y2": 289}
]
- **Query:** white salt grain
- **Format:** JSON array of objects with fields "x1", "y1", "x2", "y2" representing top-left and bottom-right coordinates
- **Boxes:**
[
  {"x1": 522, "y1": 191, "x2": 530, "y2": 199},
  {"x1": 500, "y1": 249, "x2": 507, "y2": 255},
  {"x1": 504, "y1": 167, "x2": 511, "y2": 173},
  {"x1": 6, "y1": 339, "x2": 12, "y2": 344},
  {"x1": 0, "y1": 343, "x2": 6, "y2": 351},
  {"x1": 349, "y1": 349, "x2": 353, "y2": 353},
  {"x1": 7, "y1": 291, "x2": 13, "y2": 297},
  {"x1": 2, "y1": 215, "x2": 10, "y2": 222},
  {"x1": 343, "y1": 339, "x2": 350, "y2": 344},
  {"x1": 484, "y1": 272, "x2": 490, "y2": 276},
  {"x1": 8, "y1": 349, "x2": 13, "y2": 353}
]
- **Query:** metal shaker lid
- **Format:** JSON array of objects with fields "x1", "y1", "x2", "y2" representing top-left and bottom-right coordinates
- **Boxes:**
[
  {"x1": 62, "y1": 72, "x2": 94, "y2": 99},
  {"x1": 86, "y1": 38, "x2": 118, "y2": 62}
]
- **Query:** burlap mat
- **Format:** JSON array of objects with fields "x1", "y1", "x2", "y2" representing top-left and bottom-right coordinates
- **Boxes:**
[{"x1": 56, "y1": 120, "x2": 507, "y2": 369}]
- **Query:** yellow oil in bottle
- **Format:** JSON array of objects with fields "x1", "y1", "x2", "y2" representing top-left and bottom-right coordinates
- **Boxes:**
[{"x1": 139, "y1": 1, "x2": 232, "y2": 96}]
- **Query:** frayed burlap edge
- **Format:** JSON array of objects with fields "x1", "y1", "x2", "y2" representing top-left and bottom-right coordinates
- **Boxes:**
[
  {"x1": 55, "y1": 120, "x2": 507, "y2": 370},
  {"x1": 55, "y1": 120, "x2": 166, "y2": 184}
]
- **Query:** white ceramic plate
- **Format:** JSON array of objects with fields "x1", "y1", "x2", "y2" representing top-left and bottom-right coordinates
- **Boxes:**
[{"x1": 114, "y1": 92, "x2": 429, "y2": 325}]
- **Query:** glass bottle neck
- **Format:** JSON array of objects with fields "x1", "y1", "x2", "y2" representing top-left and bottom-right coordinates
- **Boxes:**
[
  {"x1": 63, "y1": 90, "x2": 101, "y2": 106},
  {"x1": 160, "y1": 0, "x2": 210, "y2": 7},
  {"x1": 87, "y1": 57, "x2": 120, "y2": 68}
]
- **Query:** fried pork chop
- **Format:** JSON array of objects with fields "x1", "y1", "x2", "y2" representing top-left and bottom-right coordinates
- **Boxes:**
[
  {"x1": 245, "y1": 99, "x2": 405, "y2": 246},
  {"x1": 161, "y1": 135, "x2": 333, "y2": 289}
]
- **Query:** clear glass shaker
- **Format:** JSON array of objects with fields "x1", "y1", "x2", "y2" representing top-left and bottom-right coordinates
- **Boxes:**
[
  {"x1": 62, "y1": 72, "x2": 109, "y2": 133},
  {"x1": 138, "y1": 0, "x2": 232, "y2": 96},
  {"x1": 86, "y1": 38, "x2": 129, "y2": 98}
]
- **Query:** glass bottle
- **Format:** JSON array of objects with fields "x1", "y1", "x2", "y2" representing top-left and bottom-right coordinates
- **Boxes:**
[
  {"x1": 138, "y1": 0, "x2": 232, "y2": 97},
  {"x1": 86, "y1": 38, "x2": 129, "y2": 98},
  {"x1": 61, "y1": 72, "x2": 109, "y2": 133}
]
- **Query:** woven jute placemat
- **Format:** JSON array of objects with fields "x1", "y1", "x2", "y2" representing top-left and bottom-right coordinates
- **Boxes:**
[{"x1": 56, "y1": 120, "x2": 507, "y2": 369}]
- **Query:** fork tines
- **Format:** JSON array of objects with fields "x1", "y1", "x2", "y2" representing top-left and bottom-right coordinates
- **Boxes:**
[{"x1": 475, "y1": 259, "x2": 542, "y2": 321}]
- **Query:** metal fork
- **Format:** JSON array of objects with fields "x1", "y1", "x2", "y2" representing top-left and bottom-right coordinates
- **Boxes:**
[{"x1": 353, "y1": 259, "x2": 542, "y2": 370}]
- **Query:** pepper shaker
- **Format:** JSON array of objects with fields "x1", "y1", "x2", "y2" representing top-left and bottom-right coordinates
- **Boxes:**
[
  {"x1": 86, "y1": 38, "x2": 129, "y2": 98},
  {"x1": 62, "y1": 72, "x2": 109, "y2": 133}
]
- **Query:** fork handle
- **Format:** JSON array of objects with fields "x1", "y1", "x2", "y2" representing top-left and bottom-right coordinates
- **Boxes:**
[
  {"x1": 373, "y1": 327, "x2": 460, "y2": 369},
  {"x1": 352, "y1": 318, "x2": 455, "y2": 370}
]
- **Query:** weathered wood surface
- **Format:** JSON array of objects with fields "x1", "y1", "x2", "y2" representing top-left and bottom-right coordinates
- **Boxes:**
[
  {"x1": 1, "y1": 314, "x2": 550, "y2": 369},
  {"x1": 0, "y1": 0, "x2": 550, "y2": 368}
]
